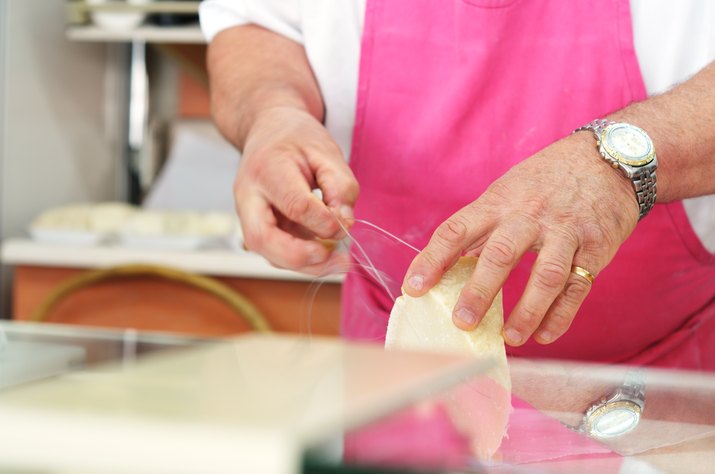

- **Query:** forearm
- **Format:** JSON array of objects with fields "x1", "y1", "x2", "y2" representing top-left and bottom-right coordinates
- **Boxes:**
[
  {"x1": 512, "y1": 361, "x2": 715, "y2": 456},
  {"x1": 207, "y1": 24, "x2": 324, "y2": 150},
  {"x1": 610, "y1": 61, "x2": 715, "y2": 202}
]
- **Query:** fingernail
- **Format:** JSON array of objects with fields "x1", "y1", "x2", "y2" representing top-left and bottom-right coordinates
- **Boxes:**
[
  {"x1": 407, "y1": 274, "x2": 424, "y2": 291},
  {"x1": 504, "y1": 328, "x2": 522, "y2": 345},
  {"x1": 539, "y1": 330, "x2": 553, "y2": 343},
  {"x1": 340, "y1": 205, "x2": 354, "y2": 221},
  {"x1": 455, "y1": 307, "x2": 477, "y2": 327}
]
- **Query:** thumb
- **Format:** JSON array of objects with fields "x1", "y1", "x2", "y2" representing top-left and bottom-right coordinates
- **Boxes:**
[{"x1": 315, "y1": 158, "x2": 359, "y2": 220}]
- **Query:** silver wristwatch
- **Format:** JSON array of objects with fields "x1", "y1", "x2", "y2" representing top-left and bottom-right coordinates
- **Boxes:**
[
  {"x1": 575, "y1": 119, "x2": 658, "y2": 220},
  {"x1": 575, "y1": 370, "x2": 646, "y2": 439}
]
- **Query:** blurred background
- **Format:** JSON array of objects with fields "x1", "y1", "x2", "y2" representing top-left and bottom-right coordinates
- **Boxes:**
[{"x1": 0, "y1": 0, "x2": 341, "y2": 340}]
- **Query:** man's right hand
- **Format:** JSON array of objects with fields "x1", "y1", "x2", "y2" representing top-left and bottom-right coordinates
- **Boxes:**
[
  {"x1": 207, "y1": 24, "x2": 357, "y2": 274},
  {"x1": 235, "y1": 106, "x2": 358, "y2": 275}
]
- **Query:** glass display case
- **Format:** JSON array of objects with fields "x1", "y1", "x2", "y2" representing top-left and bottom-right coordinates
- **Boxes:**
[{"x1": 0, "y1": 321, "x2": 713, "y2": 473}]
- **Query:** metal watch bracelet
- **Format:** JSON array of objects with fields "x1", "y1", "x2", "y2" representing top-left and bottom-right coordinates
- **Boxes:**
[{"x1": 575, "y1": 119, "x2": 657, "y2": 220}]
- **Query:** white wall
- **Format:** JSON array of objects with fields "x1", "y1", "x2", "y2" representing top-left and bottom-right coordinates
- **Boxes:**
[{"x1": 1, "y1": 0, "x2": 120, "y2": 239}]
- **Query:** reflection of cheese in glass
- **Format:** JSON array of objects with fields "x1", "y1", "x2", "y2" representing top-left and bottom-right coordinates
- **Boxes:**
[{"x1": 386, "y1": 257, "x2": 511, "y2": 459}]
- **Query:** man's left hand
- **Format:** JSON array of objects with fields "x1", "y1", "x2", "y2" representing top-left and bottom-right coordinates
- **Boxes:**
[{"x1": 403, "y1": 132, "x2": 639, "y2": 346}]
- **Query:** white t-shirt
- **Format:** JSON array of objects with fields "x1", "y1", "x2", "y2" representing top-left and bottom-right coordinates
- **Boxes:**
[{"x1": 200, "y1": 0, "x2": 715, "y2": 251}]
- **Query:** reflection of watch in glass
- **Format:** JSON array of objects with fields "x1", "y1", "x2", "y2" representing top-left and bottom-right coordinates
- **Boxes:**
[
  {"x1": 575, "y1": 119, "x2": 658, "y2": 220},
  {"x1": 575, "y1": 370, "x2": 646, "y2": 439}
]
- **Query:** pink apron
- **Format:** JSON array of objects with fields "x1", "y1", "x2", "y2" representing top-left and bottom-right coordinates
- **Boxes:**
[{"x1": 343, "y1": 0, "x2": 715, "y2": 370}]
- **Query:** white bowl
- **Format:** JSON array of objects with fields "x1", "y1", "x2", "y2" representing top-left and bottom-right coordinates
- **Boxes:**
[
  {"x1": 88, "y1": 0, "x2": 149, "y2": 31},
  {"x1": 29, "y1": 228, "x2": 109, "y2": 247}
]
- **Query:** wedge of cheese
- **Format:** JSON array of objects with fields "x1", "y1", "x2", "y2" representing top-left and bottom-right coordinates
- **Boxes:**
[{"x1": 385, "y1": 256, "x2": 511, "y2": 459}]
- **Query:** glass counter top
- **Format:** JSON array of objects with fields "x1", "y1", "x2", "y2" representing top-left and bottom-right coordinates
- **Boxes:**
[
  {"x1": 0, "y1": 320, "x2": 211, "y2": 388},
  {"x1": 337, "y1": 359, "x2": 715, "y2": 474},
  {"x1": 0, "y1": 321, "x2": 713, "y2": 474}
]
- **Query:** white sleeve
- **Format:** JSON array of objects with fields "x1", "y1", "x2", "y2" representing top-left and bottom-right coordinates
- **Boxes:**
[
  {"x1": 632, "y1": 0, "x2": 715, "y2": 96},
  {"x1": 199, "y1": 0, "x2": 303, "y2": 44}
]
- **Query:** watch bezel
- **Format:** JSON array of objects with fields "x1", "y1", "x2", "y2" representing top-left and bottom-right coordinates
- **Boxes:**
[
  {"x1": 584, "y1": 399, "x2": 643, "y2": 439},
  {"x1": 599, "y1": 123, "x2": 655, "y2": 167}
]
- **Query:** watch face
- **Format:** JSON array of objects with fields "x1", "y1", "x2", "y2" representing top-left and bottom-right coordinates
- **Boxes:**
[
  {"x1": 603, "y1": 124, "x2": 654, "y2": 166},
  {"x1": 588, "y1": 401, "x2": 642, "y2": 439}
]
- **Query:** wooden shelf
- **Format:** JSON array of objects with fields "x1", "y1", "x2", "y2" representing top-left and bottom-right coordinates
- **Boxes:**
[
  {"x1": 5, "y1": 239, "x2": 343, "y2": 337},
  {"x1": 66, "y1": 25, "x2": 205, "y2": 44}
]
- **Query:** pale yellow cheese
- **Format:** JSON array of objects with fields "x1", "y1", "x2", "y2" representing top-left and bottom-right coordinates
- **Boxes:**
[{"x1": 385, "y1": 257, "x2": 510, "y2": 390}]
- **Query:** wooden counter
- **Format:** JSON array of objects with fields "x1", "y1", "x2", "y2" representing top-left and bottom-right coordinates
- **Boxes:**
[{"x1": 2, "y1": 239, "x2": 343, "y2": 337}]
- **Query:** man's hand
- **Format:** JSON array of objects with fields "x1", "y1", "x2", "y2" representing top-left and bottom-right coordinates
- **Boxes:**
[
  {"x1": 402, "y1": 61, "x2": 715, "y2": 346},
  {"x1": 403, "y1": 132, "x2": 638, "y2": 346},
  {"x1": 236, "y1": 106, "x2": 358, "y2": 275},
  {"x1": 207, "y1": 25, "x2": 358, "y2": 275}
]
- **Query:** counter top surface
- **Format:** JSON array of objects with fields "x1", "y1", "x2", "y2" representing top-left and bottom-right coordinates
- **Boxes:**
[
  {"x1": 0, "y1": 330, "x2": 485, "y2": 474},
  {"x1": 1, "y1": 238, "x2": 343, "y2": 283},
  {"x1": 1, "y1": 323, "x2": 714, "y2": 473},
  {"x1": 66, "y1": 25, "x2": 205, "y2": 44}
]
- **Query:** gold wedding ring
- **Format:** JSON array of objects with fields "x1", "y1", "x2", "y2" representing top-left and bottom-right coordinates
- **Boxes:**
[{"x1": 571, "y1": 265, "x2": 595, "y2": 284}]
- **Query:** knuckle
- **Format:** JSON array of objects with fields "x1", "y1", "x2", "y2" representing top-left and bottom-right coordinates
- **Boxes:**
[
  {"x1": 419, "y1": 250, "x2": 447, "y2": 272},
  {"x1": 543, "y1": 310, "x2": 574, "y2": 335},
  {"x1": 518, "y1": 213, "x2": 542, "y2": 233},
  {"x1": 563, "y1": 278, "x2": 591, "y2": 302},
  {"x1": 553, "y1": 227, "x2": 580, "y2": 248},
  {"x1": 514, "y1": 303, "x2": 543, "y2": 328},
  {"x1": 326, "y1": 169, "x2": 360, "y2": 203},
  {"x1": 482, "y1": 235, "x2": 519, "y2": 268},
  {"x1": 580, "y1": 221, "x2": 608, "y2": 248},
  {"x1": 533, "y1": 259, "x2": 569, "y2": 291},
  {"x1": 521, "y1": 198, "x2": 547, "y2": 219},
  {"x1": 484, "y1": 180, "x2": 511, "y2": 202},
  {"x1": 550, "y1": 308, "x2": 574, "y2": 328},
  {"x1": 282, "y1": 192, "x2": 312, "y2": 221},
  {"x1": 462, "y1": 281, "x2": 493, "y2": 308},
  {"x1": 435, "y1": 217, "x2": 469, "y2": 247}
]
